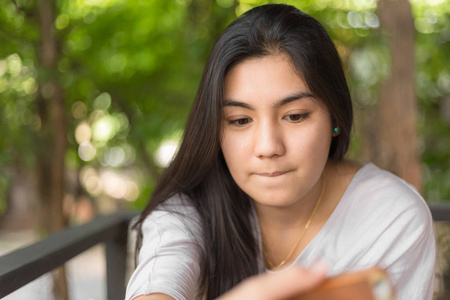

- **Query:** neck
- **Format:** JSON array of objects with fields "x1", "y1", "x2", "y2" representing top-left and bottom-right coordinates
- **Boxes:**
[{"x1": 255, "y1": 172, "x2": 326, "y2": 270}]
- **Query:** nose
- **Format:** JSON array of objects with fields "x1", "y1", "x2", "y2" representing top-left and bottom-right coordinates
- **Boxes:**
[{"x1": 254, "y1": 121, "x2": 286, "y2": 158}]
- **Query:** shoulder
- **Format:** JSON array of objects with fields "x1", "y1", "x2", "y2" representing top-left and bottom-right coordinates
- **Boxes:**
[
  {"x1": 137, "y1": 193, "x2": 204, "y2": 268},
  {"x1": 142, "y1": 194, "x2": 200, "y2": 227},
  {"x1": 336, "y1": 163, "x2": 435, "y2": 262},
  {"x1": 327, "y1": 160, "x2": 432, "y2": 225},
  {"x1": 348, "y1": 163, "x2": 430, "y2": 217},
  {"x1": 126, "y1": 194, "x2": 203, "y2": 300},
  {"x1": 329, "y1": 162, "x2": 434, "y2": 251},
  {"x1": 141, "y1": 193, "x2": 203, "y2": 242}
]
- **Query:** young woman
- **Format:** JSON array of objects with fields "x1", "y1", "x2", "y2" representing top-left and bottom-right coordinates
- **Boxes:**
[{"x1": 126, "y1": 4, "x2": 435, "y2": 300}]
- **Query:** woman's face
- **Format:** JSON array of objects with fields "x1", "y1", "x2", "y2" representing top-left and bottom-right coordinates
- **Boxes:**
[{"x1": 220, "y1": 54, "x2": 333, "y2": 208}]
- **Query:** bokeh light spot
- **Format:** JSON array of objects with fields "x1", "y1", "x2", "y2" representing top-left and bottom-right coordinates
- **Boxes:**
[
  {"x1": 80, "y1": 166, "x2": 102, "y2": 196},
  {"x1": 78, "y1": 141, "x2": 97, "y2": 161},
  {"x1": 364, "y1": 12, "x2": 379, "y2": 28},
  {"x1": 55, "y1": 14, "x2": 70, "y2": 30},
  {"x1": 83, "y1": 11, "x2": 97, "y2": 24},
  {"x1": 41, "y1": 82, "x2": 55, "y2": 99},
  {"x1": 347, "y1": 11, "x2": 365, "y2": 28},
  {"x1": 6, "y1": 54, "x2": 22, "y2": 77},
  {"x1": 75, "y1": 121, "x2": 92, "y2": 144},
  {"x1": 124, "y1": 181, "x2": 140, "y2": 202},
  {"x1": 92, "y1": 114, "x2": 118, "y2": 142},
  {"x1": 22, "y1": 77, "x2": 38, "y2": 95},
  {"x1": 101, "y1": 170, "x2": 126, "y2": 199},
  {"x1": 216, "y1": 0, "x2": 233, "y2": 8},
  {"x1": 93, "y1": 92, "x2": 112, "y2": 111},
  {"x1": 155, "y1": 140, "x2": 179, "y2": 167},
  {"x1": 72, "y1": 101, "x2": 87, "y2": 119},
  {"x1": 101, "y1": 146, "x2": 126, "y2": 167},
  {"x1": 415, "y1": 18, "x2": 435, "y2": 33},
  {"x1": 109, "y1": 53, "x2": 127, "y2": 73},
  {"x1": 424, "y1": 9, "x2": 438, "y2": 24}
]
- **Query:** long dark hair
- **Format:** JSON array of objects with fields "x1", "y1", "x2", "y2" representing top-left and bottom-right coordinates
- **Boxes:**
[{"x1": 133, "y1": 4, "x2": 353, "y2": 299}]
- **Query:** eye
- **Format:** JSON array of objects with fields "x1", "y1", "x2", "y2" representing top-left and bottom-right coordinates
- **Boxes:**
[
  {"x1": 284, "y1": 113, "x2": 309, "y2": 122},
  {"x1": 228, "y1": 118, "x2": 252, "y2": 127}
]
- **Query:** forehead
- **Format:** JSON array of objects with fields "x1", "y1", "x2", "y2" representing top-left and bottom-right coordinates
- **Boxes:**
[
  {"x1": 225, "y1": 54, "x2": 302, "y2": 85},
  {"x1": 223, "y1": 54, "x2": 313, "y2": 106}
]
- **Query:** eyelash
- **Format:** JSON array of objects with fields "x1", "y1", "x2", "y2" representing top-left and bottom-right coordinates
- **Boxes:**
[
  {"x1": 227, "y1": 113, "x2": 309, "y2": 127},
  {"x1": 283, "y1": 113, "x2": 309, "y2": 122},
  {"x1": 228, "y1": 118, "x2": 252, "y2": 126}
]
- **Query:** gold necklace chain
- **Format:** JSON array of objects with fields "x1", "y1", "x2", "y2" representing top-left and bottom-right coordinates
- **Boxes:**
[{"x1": 263, "y1": 175, "x2": 326, "y2": 269}]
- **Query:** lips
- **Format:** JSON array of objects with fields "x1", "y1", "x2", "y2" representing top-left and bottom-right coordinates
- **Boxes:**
[{"x1": 255, "y1": 170, "x2": 291, "y2": 177}]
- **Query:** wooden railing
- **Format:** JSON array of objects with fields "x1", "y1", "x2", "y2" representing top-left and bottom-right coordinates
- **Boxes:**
[
  {"x1": 0, "y1": 204, "x2": 449, "y2": 299},
  {"x1": 429, "y1": 204, "x2": 450, "y2": 221},
  {"x1": 0, "y1": 211, "x2": 137, "y2": 300}
]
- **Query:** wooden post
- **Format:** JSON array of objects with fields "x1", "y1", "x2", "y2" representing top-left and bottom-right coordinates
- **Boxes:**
[
  {"x1": 105, "y1": 222, "x2": 129, "y2": 300},
  {"x1": 376, "y1": 0, "x2": 422, "y2": 192},
  {"x1": 36, "y1": 0, "x2": 68, "y2": 299}
]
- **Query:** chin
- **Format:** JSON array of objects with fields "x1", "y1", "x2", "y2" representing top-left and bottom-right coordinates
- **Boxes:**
[{"x1": 251, "y1": 193, "x2": 301, "y2": 208}]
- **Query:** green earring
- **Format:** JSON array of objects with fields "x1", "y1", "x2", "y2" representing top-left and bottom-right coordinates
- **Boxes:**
[{"x1": 334, "y1": 127, "x2": 339, "y2": 134}]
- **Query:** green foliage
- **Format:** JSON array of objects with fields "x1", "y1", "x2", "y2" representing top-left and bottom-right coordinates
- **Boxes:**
[
  {"x1": 0, "y1": 0, "x2": 449, "y2": 215},
  {"x1": 413, "y1": 2, "x2": 450, "y2": 202}
]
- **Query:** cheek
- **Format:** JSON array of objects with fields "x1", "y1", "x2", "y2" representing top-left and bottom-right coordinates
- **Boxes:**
[
  {"x1": 220, "y1": 132, "x2": 251, "y2": 174},
  {"x1": 293, "y1": 125, "x2": 332, "y2": 159}
]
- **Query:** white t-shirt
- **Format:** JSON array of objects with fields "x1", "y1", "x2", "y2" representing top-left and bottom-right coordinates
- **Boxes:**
[
  {"x1": 125, "y1": 163, "x2": 436, "y2": 300},
  {"x1": 125, "y1": 196, "x2": 203, "y2": 300}
]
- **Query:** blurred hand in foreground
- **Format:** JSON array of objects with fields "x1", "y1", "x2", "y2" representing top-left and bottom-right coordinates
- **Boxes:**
[{"x1": 217, "y1": 262, "x2": 329, "y2": 300}]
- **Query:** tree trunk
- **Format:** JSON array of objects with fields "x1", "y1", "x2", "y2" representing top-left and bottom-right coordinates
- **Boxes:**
[
  {"x1": 376, "y1": 0, "x2": 422, "y2": 192},
  {"x1": 36, "y1": 0, "x2": 69, "y2": 299}
]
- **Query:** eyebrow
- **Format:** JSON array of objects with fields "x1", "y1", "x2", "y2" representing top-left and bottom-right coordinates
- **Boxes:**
[{"x1": 222, "y1": 91, "x2": 315, "y2": 110}]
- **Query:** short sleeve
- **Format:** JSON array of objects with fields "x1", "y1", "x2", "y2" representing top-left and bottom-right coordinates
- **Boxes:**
[
  {"x1": 369, "y1": 181, "x2": 436, "y2": 300},
  {"x1": 125, "y1": 196, "x2": 203, "y2": 300},
  {"x1": 342, "y1": 166, "x2": 436, "y2": 300}
]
